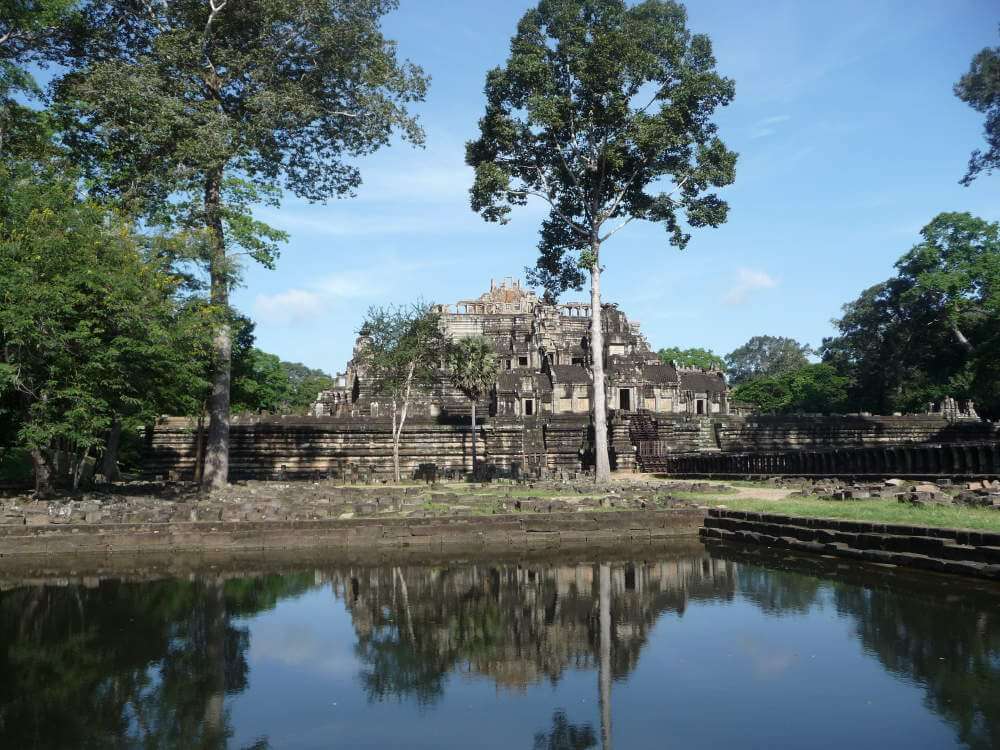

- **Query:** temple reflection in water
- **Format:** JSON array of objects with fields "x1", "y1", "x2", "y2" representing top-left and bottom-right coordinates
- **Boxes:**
[{"x1": 0, "y1": 544, "x2": 997, "y2": 749}]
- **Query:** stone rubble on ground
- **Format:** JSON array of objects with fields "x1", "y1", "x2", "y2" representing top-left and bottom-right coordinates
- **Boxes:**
[{"x1": 0, "y1": 477, "x2": 732, "y2": 527}]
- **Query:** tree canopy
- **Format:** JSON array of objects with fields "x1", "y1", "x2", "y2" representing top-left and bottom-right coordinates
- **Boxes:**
[
  {"x1": 355, "y1": 304, "x2": 445, "y2": 481},
  {"x1": 821, "y1": 212, "x2": 1000, "y2": 418},
  {"x1": 0, "y1": 163, "x2": 208, "y2": 492},
  {"x1": 0, "y1": 0, "x2": 76, "y2": 157},
  {"x1": 656, "y1": 346, "x2": 725, "y2": 371},
  {"x1": 724, "y1": 336, "x2": 812, "y2": 385},
  {"x1": 52, "y1": 0, "x2": 428, "y2": 488},
  {"x1": 467, "y1": 0, "x2": 736, "y2": 481},
  {"x1": 447, "y1": 335, "x2": 499, "y2": 472},
  {"x1": 955, "y1": 28, "x2": 1000, "y2": 184},
  {"x1": 731, "y1": 364, "x2": 848, "y2": 415}
]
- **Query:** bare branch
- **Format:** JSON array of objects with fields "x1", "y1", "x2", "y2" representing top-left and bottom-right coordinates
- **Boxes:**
[
  {"x1": 202, "y1": 0, "x2": 227, "y2": 79},
  {"x1": 599, "y1": 215, "x2": 638, "y2": 243},
  {"x1": 508, "y1": 188, "x2": 590, "y2": 237}
]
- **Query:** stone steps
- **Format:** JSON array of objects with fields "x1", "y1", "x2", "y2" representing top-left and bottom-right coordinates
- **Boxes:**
[{"x1": 700, "y1": 509, "x2": 1000, "y2": 580}]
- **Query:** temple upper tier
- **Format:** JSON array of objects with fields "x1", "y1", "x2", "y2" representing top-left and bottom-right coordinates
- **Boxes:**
[{"x1": 313, "y1": 278, "x2": 728, "y2": 419}]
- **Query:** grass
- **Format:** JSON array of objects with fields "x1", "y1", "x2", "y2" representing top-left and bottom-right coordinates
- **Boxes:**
[{"x1": 716, "y1": 497, "x2": 1000, "y2": 533}]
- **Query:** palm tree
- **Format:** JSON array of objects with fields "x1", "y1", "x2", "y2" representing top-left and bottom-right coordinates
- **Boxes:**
[{"x1": 447, "y1": 336, "x2": 499, "y2": 476}]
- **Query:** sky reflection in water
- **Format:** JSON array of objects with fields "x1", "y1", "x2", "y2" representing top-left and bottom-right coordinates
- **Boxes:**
[{"x1": 1, "y1": 541, "x2": 998, "y2": 749}]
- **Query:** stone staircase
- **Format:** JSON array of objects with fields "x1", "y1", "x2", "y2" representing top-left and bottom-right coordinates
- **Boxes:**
[{"x1": 701, "y1": 509, "x2": 1000, "y2": 580}]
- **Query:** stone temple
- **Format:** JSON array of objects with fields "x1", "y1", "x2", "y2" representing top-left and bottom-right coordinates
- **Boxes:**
[
  {"x1": 312, "y1": 278, "x2": 729, "y2": 420},
  {"x1": 143, "y1": 277, "x2": 999, "y2": 480}
]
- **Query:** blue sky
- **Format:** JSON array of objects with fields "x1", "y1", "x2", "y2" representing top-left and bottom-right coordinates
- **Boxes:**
[{"x1": 236, "y1": 0, "x2": 999, "y2": 375}]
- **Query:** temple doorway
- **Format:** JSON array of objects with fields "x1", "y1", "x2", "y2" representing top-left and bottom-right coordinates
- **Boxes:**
[{"x1": 619, "y1": 389, "x2": 631, "y2": 411}]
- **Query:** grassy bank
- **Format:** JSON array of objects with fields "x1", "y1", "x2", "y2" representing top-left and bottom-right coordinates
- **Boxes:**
[{"x1": 717, "y1": 497, "x2": 1000, "y2": 533}]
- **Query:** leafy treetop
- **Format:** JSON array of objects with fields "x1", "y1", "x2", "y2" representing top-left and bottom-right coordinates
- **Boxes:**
[
  {"x1": 466, "y1": 0, "x2": 737, "y2": 297},
  {"x1": 55, "y1": 0, "x2": 428, "y2": 274},
  {"x1": 656, "y1": 346, "x2": 724, "y2": 371},
  {"x1": 955, "y1": 28, "x2": 1000, "y2": 185},
  {"x1": 725, "y1": 335, "x2": 812, "y2": 385}
]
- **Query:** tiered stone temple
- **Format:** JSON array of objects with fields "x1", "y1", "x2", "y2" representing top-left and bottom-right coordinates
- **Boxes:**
[
  {"x1": 312, "y1": 278, "x2": 729, "y2": 420},
  {"x1": 140, "y1": 279, "x2": 997, "y2": 482}
]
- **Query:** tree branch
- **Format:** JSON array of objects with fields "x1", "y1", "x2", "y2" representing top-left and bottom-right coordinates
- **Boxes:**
[{"x1": 599, "y1": 215, "x2": 638, "y2": 243}]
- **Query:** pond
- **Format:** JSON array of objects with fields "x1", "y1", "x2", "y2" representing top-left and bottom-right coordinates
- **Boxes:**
[{"x1": 1, "y1": 540, "x2": 998, "y2": 749}]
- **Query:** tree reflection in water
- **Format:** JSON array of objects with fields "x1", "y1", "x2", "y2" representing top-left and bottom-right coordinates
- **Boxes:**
[
  {"x1": 0, "y1": 573, "x2": 313, "y2": 749},
  {"x1": 533, "y1": 710, "x2": 597, "y2": 750},
  {"x1": 713, "y1": 544, "x2": 1000, "y2": 750},
  {"x1": 0, "y1": 545, "x2": 997, "y2": 749}
]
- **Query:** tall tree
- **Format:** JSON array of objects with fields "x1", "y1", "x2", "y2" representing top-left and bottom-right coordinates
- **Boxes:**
[
  {"x1": 822, "y1": 212, "x2": 1000, "y2": 418},
  {"x1": 467, "y1": 0, "x2": 736, "y2": 481},
  {"x1": 731, "y1": 363, "x2": 848, "y2": 415},
  {"x1": 955, "y1": 28, "x2": 999, "y2": 185},
  {"x1": 895, "y1": 212, "x2": 1000, "y2": 355},
  {"x1": 724, "y1": 335, "x2": 812, "y2": 385},
  {"x1": 279, "y1": 360, "x2": 336, "y2": 414},
  {"x1": 54, "y1": 0, "x2": 427, "y2": 489},
  {"x1": 0, "y1": 164, "x2": 206, "y2": 494},
  {"x1": 446, "y1": 335, "x2": 499, "y2": 475},
  {"x1": 656, "y1": 346, "x2": 725, "y2": 370},
  {"x1": 355, "y1": 304, "x2": 445, "y2": 483}
]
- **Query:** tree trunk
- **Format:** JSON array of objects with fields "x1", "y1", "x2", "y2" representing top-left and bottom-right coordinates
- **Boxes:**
[
  {"x1": 590, "y1": 243, "x2": 611, "y2": 482},
  {"x1": 391, "y1": 400, "x2": 401, "y2": 483},
  {"x1": 72, "y1": 446, "x2": 90, "y2": 491},
  {"x1": 202, "y1": 167, "x2": 232, "y2": 491},
  {"x1": 470, "y1": 400, "x2": 478, "y2": 477},
  {"x1": 952, "y1": 323, "x2": 974, "y2": 354},
  {"x1": 102, "y1": 419, "x2": 122, "y2": 483},
  {"x1": 31, "y1": 448, "x2": 53, "y2": 498},
  {"x1": 202, "y1": 579, "x2": 227, "y2": 741},
  {"x1": 193, "y1": 413, "x2": 206, "y2": 485},
  {"x1": 598, "y1": 562, "x2": 613, "y2": 750}
]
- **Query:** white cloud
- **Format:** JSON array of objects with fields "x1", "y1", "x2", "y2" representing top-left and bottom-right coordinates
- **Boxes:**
[
  {"x1": 724, "y1": 268, "x2": 778, "y2": 305},
  {"x1": 750, "y1": 114, "x2": 791, "y2": 139},
  {"x1": 253, "y1": 288, "x2": 326, "y2": 324},
  {"x1": 252, "y1": 257, "x2": 452, "y2": 325}
]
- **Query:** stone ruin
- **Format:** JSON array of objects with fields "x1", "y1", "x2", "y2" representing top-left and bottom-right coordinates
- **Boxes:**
[
  {"x1": 927, "y1": 397, "x2": 979, "y2": 421},
  {"x1": 312, "y1": 277, "x2": 729, "y2": 421}
]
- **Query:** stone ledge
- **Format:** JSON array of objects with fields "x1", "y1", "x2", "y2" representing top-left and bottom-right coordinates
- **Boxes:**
[
  {"x1": 701, "y1": 509, "x2": 1000, "y2": 581},
  {"x1": 0, "y1": 509, "x2": 706, "y2": 557}
]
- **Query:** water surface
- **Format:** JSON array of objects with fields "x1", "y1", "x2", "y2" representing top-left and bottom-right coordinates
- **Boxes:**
[{"x1": 1, "y1": 541, "x2": 997, "y2": 749}]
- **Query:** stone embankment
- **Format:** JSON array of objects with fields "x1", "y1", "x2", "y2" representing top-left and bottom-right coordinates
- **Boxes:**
[
  {"x1": 0, "y1": 478, "x2": 715, "y2": 556},
  {"x1": 0, "y1": 509, "x2": 706, "y2": 556},
  {"x1": 701, "y1": 509, "x2": 1000, "y2": 581}
]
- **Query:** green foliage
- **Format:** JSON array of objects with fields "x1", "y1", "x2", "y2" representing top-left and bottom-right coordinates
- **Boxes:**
[
  {"x1": 279, "y1": 360, "x2": 336, "y2": 415},
  {"x1": 954, "y1": 28, "x2": 1000, "y2": 184},
  {"x1": 54, "y1": 0, "x2": 428, "y2": 272},
  {"x1": 732, "y1": 364, "x2": 848, "y2": 414},
  {"x1": 822, "y1": 212, "x2": 1000, "y2": 417},
  {"x1": 0, "y1": 162, "x2": 208, "y2": 482},
  {"x1": 447, "y1": 336, "x2": 499, "y2": 404},
  {"x1": 656, "y1": 346, "x2": 725, "y2": 370},
  {"x1": 0, "y1": 446, "x2": 32, "y2": 483},
  {"x1": 0, "y1": 0, "x2": 76, "y2": 157},
  {"x1": 357, "y1": 304, "x2": 446, "y2": 406},
  {"x1": 231, "y1": 348, "x2": 290, "y2": 415},
  {"x1": 466, "y1": 0, "x2": 737, "y2": 293},
  {"x1": 725, "y1": 335, "x2": 812, "y2": 385}
]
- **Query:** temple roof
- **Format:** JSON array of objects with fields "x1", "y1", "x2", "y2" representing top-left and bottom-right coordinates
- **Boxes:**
[
  {"x1": 679, "y1": 370, "x2": 727, "y2": 394},
  {"x1": 549, "y1": 365, "x2": 591, "y2": 384}
]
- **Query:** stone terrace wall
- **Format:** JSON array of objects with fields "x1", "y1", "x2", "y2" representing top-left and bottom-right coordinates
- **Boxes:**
[
  {"x1": 702, "y1": 509, "x2": 1000, "y2": 580},
  {"x1": 636, "y1": 414, "x2": 999, "y2": 456},
  {"x1": 143, "y1": 414, "x2": 1000, "y2": 481},
  {"x1": 142, "y1": 415, "x2": 593, "y2": 480}
]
